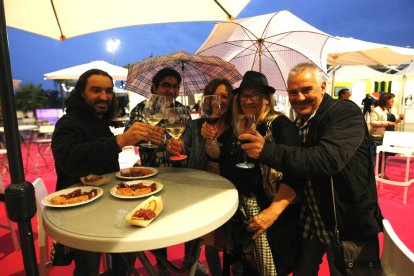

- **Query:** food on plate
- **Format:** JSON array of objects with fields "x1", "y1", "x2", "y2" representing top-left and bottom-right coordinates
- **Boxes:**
[
  {"x1": 116, "y1": 181, "x2": 157, "y2": 196},
  {"x1": 120, "y1": 167, "x2": 153, "y2": 177},
  {"x1": 84, "y1": 175, "x2": 103, "y2": 182},
  {"x1": 131, "y1": 199, "x2": 157, "y2": 220},
  {"x1": 126, "y1": 196, "x2": 163, "y2": 227},
  {"x1": 81, "y1": 174, "x2": 107, "y2": 186},
  {"x1": 50, "y1": 188, "x2": 98, "y2": 205}
]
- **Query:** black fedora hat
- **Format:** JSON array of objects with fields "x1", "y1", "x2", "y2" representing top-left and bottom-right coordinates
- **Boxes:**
[{"x1": 232, "y1": 71, "x2": 275, "y2": 95}]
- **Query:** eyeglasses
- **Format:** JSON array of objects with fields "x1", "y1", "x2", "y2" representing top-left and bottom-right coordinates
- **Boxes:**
[
  {"x1": 239, "y1": 94, "x2": 262, "y2": 102},
  {"x1": 160, "y1": 82, "x2": 180, "y2": 90}
]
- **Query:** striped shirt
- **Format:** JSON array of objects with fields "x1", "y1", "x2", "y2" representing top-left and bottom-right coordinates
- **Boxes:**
[{"x1": 295, "y1": 113, "x2": 331, "y2": 244}]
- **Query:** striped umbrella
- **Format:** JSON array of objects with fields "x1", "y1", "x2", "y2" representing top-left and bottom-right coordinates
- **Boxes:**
[{"x1": 126, "y1": 51, "x2": 242, "y2": 98}]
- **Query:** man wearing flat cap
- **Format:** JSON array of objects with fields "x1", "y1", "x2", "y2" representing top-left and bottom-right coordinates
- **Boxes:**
[{"x1": 206, "y1": 70, "x2": 303, "y2": 275}]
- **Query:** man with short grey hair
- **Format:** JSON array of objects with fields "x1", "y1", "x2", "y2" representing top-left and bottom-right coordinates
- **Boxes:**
[{"x1": 240, "y1": 62, "x2": 383, "y2": 275}]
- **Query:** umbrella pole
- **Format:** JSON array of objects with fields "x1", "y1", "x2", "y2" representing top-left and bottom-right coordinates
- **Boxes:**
[
  {"x1": 181, "y1": 61, "x2": 188, "y2": 107},
  {"x1": 330, "y1": 60, "x2": 337, "y2": 96},
  {"x1": 400, "y1": 75, "x2": 407, "y2": 131},
  {"x1": 258, "y1": 39, "x2": 263, "y2": 72},
  {"x1": 0, "y1": 1, "x2": 38, "y2": 275}
]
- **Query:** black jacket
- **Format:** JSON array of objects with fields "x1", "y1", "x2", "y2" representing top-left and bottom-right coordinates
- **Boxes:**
[
  {"x1": 52, "y1": 96, "x2": 121, "y2": 191},
  {"x1": 260, "y1": 94, "x2": 383, "y2": 240}
]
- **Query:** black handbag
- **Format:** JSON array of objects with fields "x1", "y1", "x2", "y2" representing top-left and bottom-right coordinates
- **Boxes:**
[{"x1": 330, "y1": 177, "x2": 381, "y2": 276}]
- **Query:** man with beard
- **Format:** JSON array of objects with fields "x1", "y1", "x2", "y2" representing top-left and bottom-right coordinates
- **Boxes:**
[
  {"x1": 52, "y1": 69, "x2": 164, "y2": 275},
  {"x1": 239, "y1": 63, "x2": 383, "y2": 275}
]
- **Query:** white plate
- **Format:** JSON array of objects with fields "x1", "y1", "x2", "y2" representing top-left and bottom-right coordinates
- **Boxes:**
[
  {"x1": 42, "y1": 186, "x2": 103, "y2": 208},
  {"x1": 110, "y1": 180, "x2": 163, "y2": 199},
  {"x1": 115, "y1": 167, "x2": 158, "y2": 180}
]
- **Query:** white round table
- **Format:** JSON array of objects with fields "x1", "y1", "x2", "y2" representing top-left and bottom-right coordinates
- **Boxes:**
[{"x1": 43, "y1": 168, "x2": 238, "y2": 253}]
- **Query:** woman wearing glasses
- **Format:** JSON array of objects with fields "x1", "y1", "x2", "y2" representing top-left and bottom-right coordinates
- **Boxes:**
[{"x1": 202, "y1": 71, "x2": 303, "y2": 276}]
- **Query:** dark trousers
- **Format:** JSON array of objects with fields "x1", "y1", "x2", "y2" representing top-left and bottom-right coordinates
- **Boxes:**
[
  {"x1": 293, "y1": 236, "x2": 379, "y2": 276},
  {"x1": 153, "y1": 241, "x2": 195, "y2": 269},
  {"x1": 72, "y1": 250, "x2": 101, "y2": 276},
  {"x1": 293, "y1": 237, "x2": 342, "y2": 276}
]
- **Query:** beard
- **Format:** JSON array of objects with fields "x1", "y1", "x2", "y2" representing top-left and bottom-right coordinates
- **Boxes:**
[{"x1": 91, "y1": 99, "x2": 111, "y2": 115}]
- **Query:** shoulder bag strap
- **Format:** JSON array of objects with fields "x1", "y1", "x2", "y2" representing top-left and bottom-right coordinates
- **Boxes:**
[{"x1": 330, "y1": 177, "x2": 340, "y2": 242}]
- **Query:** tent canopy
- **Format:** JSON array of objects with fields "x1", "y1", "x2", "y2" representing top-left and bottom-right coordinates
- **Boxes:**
[
  {"x1": 325, "y1": 36, "x2": 414, "y2": 66},
  {"x1": 44, "y1": 60, "x2": 128, "y2": 80},
  {"x1": 330, "y1": 65, "x2": 398, "y2": 82},
  {"x1": 396, "y1": 61, "x2": 414, "y2": 79}
]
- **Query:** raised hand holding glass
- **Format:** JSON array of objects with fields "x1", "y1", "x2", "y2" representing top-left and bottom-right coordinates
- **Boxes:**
[
  {"x1": 164, "y1": 106, "x2": 188, "y2": 161},
  {"x1": 200, "y1": 95, "x2": 222, "y2": 146},
  {"x1": 141, "y1": 95, "x2": 166, "y2": 148},
  {"x1": 235, "y1": 114, "x2": 256, "y2": 169}
]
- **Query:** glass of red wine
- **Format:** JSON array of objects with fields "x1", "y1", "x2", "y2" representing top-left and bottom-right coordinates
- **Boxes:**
[
  {"x1": 235, "y1": 114, "x2": 256, "y2": 169},
  {"x1": 200, "y1": 95, "x2": 222, "y2": 146}
]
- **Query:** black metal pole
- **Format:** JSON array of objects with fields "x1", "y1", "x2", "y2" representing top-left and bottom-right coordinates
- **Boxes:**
[{"x1": 0, "y1": 1, "x2": 39, "y2": 275}]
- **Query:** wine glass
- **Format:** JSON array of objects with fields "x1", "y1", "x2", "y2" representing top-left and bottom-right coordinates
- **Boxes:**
[
  {"x1": 235, "y1": 114, "x2": 256, "y2": 169},
  {"x1": 141, "y1": 95, "x2": 166, "y2": 148},
  {"x1": 200, "y1": 95, "x2": 222, "y2": 146},
  {"x1": 164, "y1": 106, "x2": 188, "y2": 161}
]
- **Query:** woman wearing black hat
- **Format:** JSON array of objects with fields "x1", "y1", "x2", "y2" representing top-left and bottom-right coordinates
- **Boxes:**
[{"x1": 202, "y1": 71, "x2": 303, "y2": 276}]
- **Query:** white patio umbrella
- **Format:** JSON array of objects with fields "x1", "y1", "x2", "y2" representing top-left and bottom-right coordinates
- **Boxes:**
[
  {"x1": 196, "y1": 10, "x2": 331, "y2": 95},
  {"x1": 44, "y1": 60, "x2": 128, "y2": 80},
  {"x1": 324, "y1": 36, "x2": 414, "y2": 94},
  {"x1": 325, "y1": 36, "x2": 414, "y2": 66},
  {"x1": 4, "y1": 0, "x2": 251, "y2": 40},
  {"x1": 1, "y1": 1, "x2": 251, "y2": 274}
]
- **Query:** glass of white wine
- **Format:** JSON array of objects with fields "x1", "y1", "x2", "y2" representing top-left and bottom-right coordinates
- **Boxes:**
[
  {"x1": 164, "y1": 106, "x2": 188, "y2": 161},
  {"x1": 141, "y1": 95, "x2": 166, "y2": 148}
]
